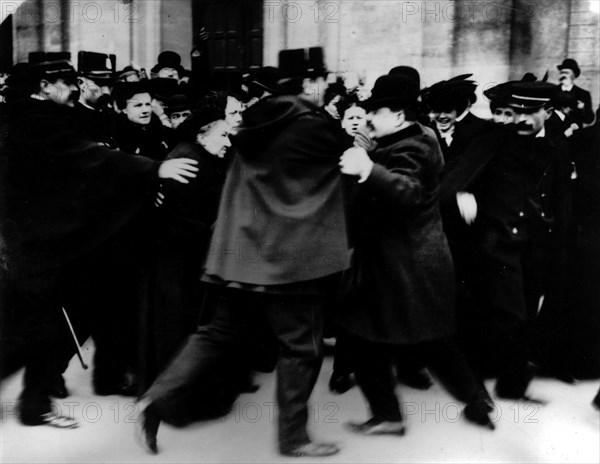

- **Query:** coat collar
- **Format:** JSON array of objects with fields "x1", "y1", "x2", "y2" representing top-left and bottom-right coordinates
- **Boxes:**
[{"x1": 375, "y1": 122, "x2": 422, "y2": 148}]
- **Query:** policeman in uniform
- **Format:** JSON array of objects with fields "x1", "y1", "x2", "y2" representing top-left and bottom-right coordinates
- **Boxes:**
[{"x1": 440, "y1": 81, "x2": 572, "y2": 400}]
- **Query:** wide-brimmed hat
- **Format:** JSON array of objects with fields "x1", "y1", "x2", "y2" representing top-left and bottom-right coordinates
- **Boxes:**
[
  {"x1": 508, "y1": 82, "x2": 560, "y2": 112},
  {"x1": 363, "y1": 74, "x2": 420, "y2": 111},
  {"x1": 78, "y1": 51, "x2": 116, "y2": 84},
  {"x1": 421, "y1": 74, "x2": 478, "y2": 112},
  {"x1": 557, "y1": 58, "x2": 581, "y2": 78}
]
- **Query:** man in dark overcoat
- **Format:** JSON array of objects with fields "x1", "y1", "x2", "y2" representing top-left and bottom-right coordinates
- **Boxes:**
[
  {"x1": 557, "y1": 58, "x2": 595, "y2": 127},
  {"x1": 136, "y1": 47, "x2": 350, "y2": 458},
  {"x1": 337, "y1": 74, "x2": 493, "y2": 436},
  {"x1": 0, "y1": 56, "x2": 199, "y2": 427},
  {"x1": 440, "y1": 81, "x2": 573, "y2": 400}
]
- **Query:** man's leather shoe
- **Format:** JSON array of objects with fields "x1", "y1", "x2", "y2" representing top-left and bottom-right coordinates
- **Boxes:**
[
  {"x1": 21, "y1": 411, "x2": 79, "y2": 429},
  {"x1": 463, "y1": 401, "x2": 495, "y2": 430},
  {"x1": 135, "y1": 404, "x2": 160, "y2": 454},
  {"x1": 281, "y1": 442, "x2": 340, "y2": 457},
  {"x1": 345, "y1": 418, "x2": 405, "y2": 436},
  {"x1": 328, "y1": 372, "x2": 354, "y2": 394}
]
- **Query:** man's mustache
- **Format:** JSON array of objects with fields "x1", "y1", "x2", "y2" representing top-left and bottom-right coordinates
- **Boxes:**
[{"x1": 516, "y1": 122, "x2": 534, "y2": 131}]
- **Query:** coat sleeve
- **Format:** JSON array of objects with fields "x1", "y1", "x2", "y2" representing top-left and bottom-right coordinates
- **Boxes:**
[{"x1": 362, "y1": 144, "x2": 428, "y2": 210}]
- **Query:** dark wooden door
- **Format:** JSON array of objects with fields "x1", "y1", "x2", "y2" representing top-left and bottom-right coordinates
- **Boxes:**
[{"x1": 194, "y1": 0, "x2": 263, "y2": 72}]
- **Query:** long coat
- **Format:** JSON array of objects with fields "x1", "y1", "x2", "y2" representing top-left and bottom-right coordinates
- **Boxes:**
[
  {"x1": 339, "y1": 123, "x2": 456, "y2": 345},
  {"x1": 148, "y1": 142, "x2": 228, "y2": 376},
  {"x1": 203, "y1": 95, "x2": 351, "y2": 287}
]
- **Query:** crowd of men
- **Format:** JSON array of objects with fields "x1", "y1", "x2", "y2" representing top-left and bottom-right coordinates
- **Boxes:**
[{"x1": 0, "y1": 38, "x2": 599, "y2": 458}]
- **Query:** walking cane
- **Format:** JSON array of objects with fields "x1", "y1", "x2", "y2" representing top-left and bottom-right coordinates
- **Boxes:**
[{"x1": 62, "y1": 307, "x2": 89, "y2": 370}]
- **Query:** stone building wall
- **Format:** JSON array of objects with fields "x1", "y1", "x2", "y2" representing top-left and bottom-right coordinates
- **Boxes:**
[{"x1": 4, "y1": 0, "x2": 598, "y2": 116}]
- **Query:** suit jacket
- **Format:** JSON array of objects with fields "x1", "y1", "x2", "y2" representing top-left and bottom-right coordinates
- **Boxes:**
[
  {"x1": 564, "y1": 85, "x2": 594, "y2": 126},
  {"x1": 339, "y1": 123, "x2": 456, "y2": 344}
]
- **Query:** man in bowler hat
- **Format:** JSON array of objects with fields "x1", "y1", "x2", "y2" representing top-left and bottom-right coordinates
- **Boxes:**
[
  {"x1": 338, "y1": 74, "x2": 494, "y2": 436},
  {"x1": 557, "y1": 58, "x2": 594, "y2": 126}
]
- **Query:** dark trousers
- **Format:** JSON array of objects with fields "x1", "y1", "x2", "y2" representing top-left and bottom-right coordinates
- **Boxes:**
[
  {"x1": 479, "y1": 237, "x2": 550, "y2": 397},
  {"x1": 144, "y1": 286, "x2": 325, "y2": 452},
  {"x1": 349, "y1": 333, "x2": 483, "y2": 422},
  {"x1": 1, "y1": 267, "x2": 71, "y2": 420}
]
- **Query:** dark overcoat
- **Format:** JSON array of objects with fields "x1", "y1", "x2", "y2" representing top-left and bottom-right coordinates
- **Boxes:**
[
  {"x1": 339, "y1": 123, "x2": 456, "y2": 345},
  {"x1": 2, "y1": 98, "x2": 159, "y2": 275},
  {"x1": 203, "y1": 95, "x2": 351, "y2": 286}
]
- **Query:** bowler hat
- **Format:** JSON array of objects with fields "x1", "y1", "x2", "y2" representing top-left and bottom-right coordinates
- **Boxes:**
[
  {"x1": 151, "y1": 50, "x2": 184, "y2": 76},
  {"x1": 388, "y1": 65, "x2": 421, "y2": 90},
  {"x1": 164, "y1": 94, "x2": 192, "y2": 115},
  {"x1": 78, "y1": 51, "x2": 116, "y2": 83},
  {"x1": 364, "y1": 74, "x2": 420, "y2": 111},
  {"x1": 557, "y1": 58, "x2": 581, "y2": 78},
  {"x1": 508, "y1": 82, "x2": 560, "y2": 112}
]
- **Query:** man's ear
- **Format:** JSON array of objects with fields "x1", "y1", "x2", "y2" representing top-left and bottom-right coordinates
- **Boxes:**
[
  {"x1": 395, "y1": 109, "x2": 406, "y2": 128},
  {"x1": 543, "y1": 107, "x2": 554, "y2": 120},
  {"x1": 39, "y1": 79, "x2": 54, "y2": 95}
]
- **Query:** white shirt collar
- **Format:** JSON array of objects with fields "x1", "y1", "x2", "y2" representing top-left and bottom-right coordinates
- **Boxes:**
[
  {"x1": 555, "y1": 110, "x2": 566, "y2": 121},
  {"x1": 30, "y1": 94, "x2": 45, "y2": 101},
  {"x1": 439, "y1": 127, "x2": 455, "y2": 146},
  {"x1": 78, "y1": 99, "x2": 95, "y2": 110},
  {"x1": 561, "y1": 83, "x2": 574, "y2": 92},
  {"x1": 535, "y1": 127, "x2": 546, "y2": 138}
]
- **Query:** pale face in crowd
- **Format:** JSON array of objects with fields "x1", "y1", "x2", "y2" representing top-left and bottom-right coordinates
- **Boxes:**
[
  {"x1": 157, "y1": 67, "x2": 180, "y2": 81},
  {"x1": 225, "y1": 96, "x2": 243, "y2": 132},
  {"x1": 430, "y1": 109, "x2": 458, "y2": 133},
  {"x1": 197, "y1": 119, "x2": 232, "y2": 158},
  {"x1": 366, "y1": 107, "x2": 404, "y2": 139},
  {"x1": 341, "y1": 104, "x2": 367, "y2": 136},
  {"x1": 302, "y1": 76, "x2": 328, "y2": 107},
  {"x1": 513, "y1": 107, "x2": 552, "y2": 136},
  {"x1": 492, "y1": 107, "x2": 516, "y2": 125},
  {"x1": 78, "y1": 76, "x2": 111, "y2": 106},
  {"x1": 170, "y1": 109, "x2": 192, "y2": 129},
  {"x1": 41, "y1": 78, "x2": 79, "y2": 106},
  {"x1": 124, "y1": 92, "x2": 153, "y2": 125}
]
